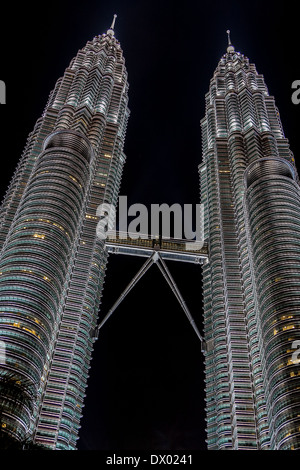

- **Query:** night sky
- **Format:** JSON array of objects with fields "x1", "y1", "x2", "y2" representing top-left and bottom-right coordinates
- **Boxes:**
[{"x1": 1, "y1": 0, "x2": 300, "y2": 453}]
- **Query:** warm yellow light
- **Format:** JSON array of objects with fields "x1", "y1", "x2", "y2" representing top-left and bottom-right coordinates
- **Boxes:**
[
  {"x1": 283, "y1": 325, "x2": 295, "y2": 331},
  {"x1": 33, "y1": 233, "x2": 45, "y2": 239},
  {"x1": 281, "y1": 315, "x2": 293, "y2": 320}
]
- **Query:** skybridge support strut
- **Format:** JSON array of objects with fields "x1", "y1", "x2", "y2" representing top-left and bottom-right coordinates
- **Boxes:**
[
  {"x1": 94, "y1": 252, "x2": 156, "y2": 339},
  {"x1": 154, "y1": 253, "x2": 205, "y2": 353},
  {"x1": 94, "y1": 250, "x2": 206, "y2": 353}
]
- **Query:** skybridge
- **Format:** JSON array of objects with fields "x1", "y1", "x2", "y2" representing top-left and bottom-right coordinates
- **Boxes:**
[
  {"x1": 105, "y1": 231, "x2": 209, "y2": 264},
  {"x1": 94, "y1": 232, "x2": 209, "y2": 353}
]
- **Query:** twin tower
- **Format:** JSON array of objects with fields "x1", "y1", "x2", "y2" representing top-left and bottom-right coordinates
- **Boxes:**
[{"x1": 0, "y1": 19, "x2": 299, "y2": 450}]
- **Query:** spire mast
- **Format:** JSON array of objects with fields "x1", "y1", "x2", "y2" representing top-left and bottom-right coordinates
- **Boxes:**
[
  {"x1": 226, "y1": 29, "x2": 235, "y2": 53},
  {"x1": 110, "y1": 14, "x2": 117, "y2": 30},
  {"x1": 107, "y1": 14, "x2": 117, "y2": 36},
  {"x1": 226, "y1": 29, "x2": 232, "y2": 46}
]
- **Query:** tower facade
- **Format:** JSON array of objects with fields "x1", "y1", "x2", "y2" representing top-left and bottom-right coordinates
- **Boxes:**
[
  {"x1": 0, "y1": 19, "x2": 129, "y2": 449},
  {"x1": 200, "y1": 34, "x2": 300, "y2": 449}
]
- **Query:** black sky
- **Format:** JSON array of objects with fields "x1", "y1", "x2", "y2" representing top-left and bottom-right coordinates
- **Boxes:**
[{"x1": 1, "y1": 0, "x2": 299, "y2": 453}]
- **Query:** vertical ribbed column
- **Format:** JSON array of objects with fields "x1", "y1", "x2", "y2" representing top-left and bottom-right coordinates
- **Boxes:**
[
  {"x1": 244, "y1": 158, "x2": 300, "y2": 450},
  {"x1": 200, "y1": 51, "x2": 262, "y2": 450},
  {"x1": 0, "y1": 130, "x2": 91, "y2": 441},
  {"x1": 32, "y1": 29, "x2": 129, "y2": 449}
]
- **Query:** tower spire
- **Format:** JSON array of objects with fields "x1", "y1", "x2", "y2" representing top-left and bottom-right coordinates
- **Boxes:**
[
  {"x1": 226, "y1": 29, "x2": 232, "y2": 45},
  {"x1": 226, "y1": 29, "x2": 235, "y2": 53},
  {"x1": 110, "y1": 14, "x2": 117, "y2": 30},
  {"x1": 107, "y1": 14, "x2": 117, "y2": 35}
]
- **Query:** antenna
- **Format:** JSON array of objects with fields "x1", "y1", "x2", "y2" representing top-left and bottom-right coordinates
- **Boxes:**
[
  {"x1": 110, "y1": 14, "x2": 117, "y2": 30},
  {"x1": 226, "y1": 29, "x2": 232, "y2": 46},
  {"x1": 226, "y1": 29, "x2": 235, "y2": 53}
]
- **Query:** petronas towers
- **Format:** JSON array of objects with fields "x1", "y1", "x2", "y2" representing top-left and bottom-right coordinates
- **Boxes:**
[
  {"x1": 0, "y1": 19, "x2": 299, "y2": 451},
  {"x1": 0, "y1": 18, "x2": 129, "y2": 449},
  {"x1": 200, "y1": 34, "x2": 300, "y2": 450}
]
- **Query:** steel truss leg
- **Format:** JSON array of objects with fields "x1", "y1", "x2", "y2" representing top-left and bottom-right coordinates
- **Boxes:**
[
  {"x1": 94, "y1": 251, "x2": 205, "y2": 352},
  {"x1": 94, "y1": 252, "x2": 156, "y2": 339},
  {"x1": 154, "y1": 253, "x2": 205, "y2": 352}
]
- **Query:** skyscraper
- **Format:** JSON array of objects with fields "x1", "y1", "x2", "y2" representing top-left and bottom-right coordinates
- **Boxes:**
[
  {"x1": 200, "y1": 32, "x2": 300, "y2": 450},
  {"x1": 0, "y1": 17, "x2": 129, "y2": 449},
  {"x1": 0, "y1": 13, "x2": 299, "y2": 452}
]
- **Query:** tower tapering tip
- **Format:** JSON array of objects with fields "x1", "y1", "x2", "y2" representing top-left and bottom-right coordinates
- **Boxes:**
[
  {"x1": 111, "y1": 14, "x2": 117, "y2": 30},
  {"x1": 226, "y1": 29, "x2": 235, "y2": 53},
  {"x1": 107, "y1": 14, "x2": 117, "y2": 35},
  {"x1": 226, "y1": 29, "x2": 231, "y2": 45}
]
